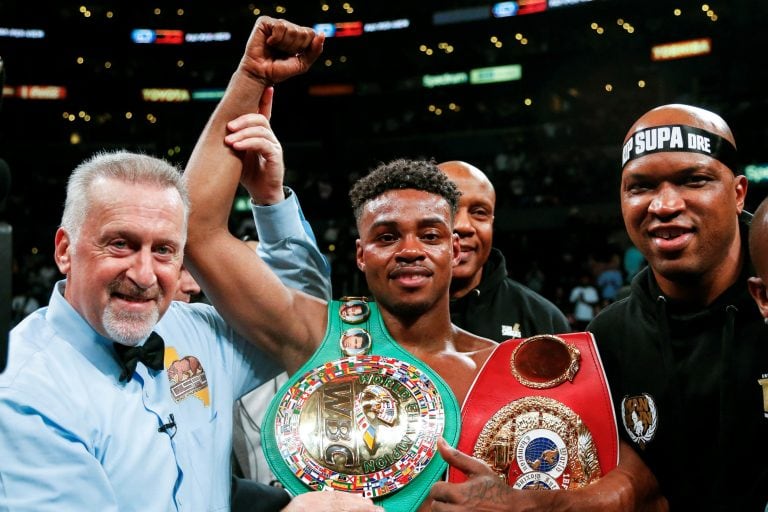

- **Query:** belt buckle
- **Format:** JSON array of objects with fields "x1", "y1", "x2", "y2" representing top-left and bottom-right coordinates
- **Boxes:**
[{"x1": 273, "y1": 355, "x2": 445, "y2": 497}]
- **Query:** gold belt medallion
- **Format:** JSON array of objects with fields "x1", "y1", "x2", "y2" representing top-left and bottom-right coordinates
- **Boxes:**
[
  {"x1": 473, "y1": 396, "x2": 601, "y2": 489},
  {"x1": 273, "y1": 355, "x2": 445, "y2": 497}
]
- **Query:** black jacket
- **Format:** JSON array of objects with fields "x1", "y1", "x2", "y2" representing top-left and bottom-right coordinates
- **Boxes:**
[
  {"x1": 450, "y1": 248, "x2": 570, "y2": 342},
  {"x1": 588, "y1": 214, "x2": 768, "y2": 511}
]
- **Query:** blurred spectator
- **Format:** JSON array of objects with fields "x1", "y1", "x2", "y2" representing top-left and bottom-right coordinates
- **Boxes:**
[
  {"x1": 568, "y1": 271, "x2": 600, "y2": 330},
  {"x1": 595, "y1": 252, "x2": 624, "y2": 306},
  {"x1": 524, "y1": 260, "x2": 545, "y2": 294},
  {"x1": 623, "y1": 244, "x2": 645, "y2": 284},
  {"x1": 10, "y1": 288, "x2": 40, "y2": 328}
]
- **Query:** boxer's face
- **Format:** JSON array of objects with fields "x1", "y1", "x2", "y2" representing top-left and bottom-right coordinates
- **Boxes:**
[{"x1": 355, "y1": 188, "x2": 460, "y2": 318}]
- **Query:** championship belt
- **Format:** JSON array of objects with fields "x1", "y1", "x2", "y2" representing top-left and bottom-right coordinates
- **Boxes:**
[
  {"x1": 448, "y1": 332, "x2": 618, "y2": 490},
  {"x1": 262, "y1": 298, "x2": 461, "y2": 511}
]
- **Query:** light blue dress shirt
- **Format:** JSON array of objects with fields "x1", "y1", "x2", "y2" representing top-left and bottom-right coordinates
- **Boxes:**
[
  {"x1": 252, "y1": 187, "x2": 331, "y2": 301},
  {"x1": 0, "y1": 189, "x2": 331, "y2": 511}
]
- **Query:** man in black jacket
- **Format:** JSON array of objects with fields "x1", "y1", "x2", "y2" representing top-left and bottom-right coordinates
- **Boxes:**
[
  {"x1": 438, "y1": 161, "x2": 570, "y2": 341},
  {"x1": 588, "y1": 104, "x2": 768, "y2": 510},
  {"x1": 748, "y1": 196, "x2": 768, "y2": 436}
]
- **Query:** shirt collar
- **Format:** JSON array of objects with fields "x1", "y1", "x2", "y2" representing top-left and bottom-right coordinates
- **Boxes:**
[{"x1": 47, "y1": 279, "x2": 125, "y2": 381}]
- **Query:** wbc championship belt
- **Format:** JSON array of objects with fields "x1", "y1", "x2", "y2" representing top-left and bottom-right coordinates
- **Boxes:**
[
  {"x1": 262, "y1": 298, "x2": 461, "y2": 511},
  {"x1": 448, "y1": 332, "x2": 618, "y2": 490}
]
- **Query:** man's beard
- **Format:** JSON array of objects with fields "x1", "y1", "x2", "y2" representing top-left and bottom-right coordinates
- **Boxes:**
[
  {"x1": 385, "y1": 297, "x2": 433, "y2": 322},
  {"x1": 103, "y1": 282, "x2": 162, "y2": 346},
  {"x1": 103, "y1": 304, "x2": 160, "y2": 346}
]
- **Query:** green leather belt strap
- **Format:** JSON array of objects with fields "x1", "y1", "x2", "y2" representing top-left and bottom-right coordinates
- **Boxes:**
[{"x1": 262, "y1": 299, "x2": 461, "y2": 511}]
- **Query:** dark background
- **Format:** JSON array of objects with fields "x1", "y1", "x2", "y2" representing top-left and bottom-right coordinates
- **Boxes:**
[{"x1": 1, "y1": 0, "x2": 767, "y2": 304}]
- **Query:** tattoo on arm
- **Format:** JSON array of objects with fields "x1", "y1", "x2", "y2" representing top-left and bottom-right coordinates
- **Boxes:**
[{"x1": 468, "y1": 478, "x2": 510, "y2": 504}]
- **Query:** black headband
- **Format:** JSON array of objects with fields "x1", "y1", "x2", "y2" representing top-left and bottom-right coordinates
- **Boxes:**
[{"x1": 621, "y1": 124, "x2": 738, "y2": 173}]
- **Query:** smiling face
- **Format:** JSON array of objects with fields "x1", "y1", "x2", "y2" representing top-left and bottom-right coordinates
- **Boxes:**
[
  {"x1": 355, "y1": 188, "x2": 460, "y2": 319},
  {"x1": 620, "y1": 105, "x2": 746, "y2": 294},
  {"x1": 438, "y1": 161, "x2": 495, "y2": 294},
  {"x1": 55, "y1": 177, "x2": 186, "y2": 345}
]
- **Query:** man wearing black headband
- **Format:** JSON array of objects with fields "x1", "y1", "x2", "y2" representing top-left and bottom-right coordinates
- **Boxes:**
[
  {"x1": 431, "y1": 104, "x2": 767, "y2": 511},
  {"x1": 587, "y1": 104, "x2": 768, "y2": 510}
]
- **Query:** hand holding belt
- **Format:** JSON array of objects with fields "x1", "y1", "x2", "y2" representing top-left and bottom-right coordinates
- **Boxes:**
[{"x1": 448, "y1": 332, "x2": 618, "y2": 490}]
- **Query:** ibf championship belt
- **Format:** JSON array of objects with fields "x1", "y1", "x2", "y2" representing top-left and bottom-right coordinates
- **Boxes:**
[
  {"x1": 262, "y1": 298, "x2": 460, "y2": 511},
  {"x1": 448, "y1": 332, "x2": 618, "y2": 490}
]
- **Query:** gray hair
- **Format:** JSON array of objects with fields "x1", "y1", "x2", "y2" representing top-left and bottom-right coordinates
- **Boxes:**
[{"x1": 61, "y1": 150, "x2": 189, "y2": 243}]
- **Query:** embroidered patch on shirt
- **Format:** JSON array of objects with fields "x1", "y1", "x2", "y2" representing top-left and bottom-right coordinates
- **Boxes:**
[
  {"x1": 621, "y1": 393, "x2": 658, "y2": 449},
  {"x1": 165, "y1": 347, "x2": 210, "y2": 406},
  {"x1": 501, "y1": 323, "x2": 522, "y2": 339}
]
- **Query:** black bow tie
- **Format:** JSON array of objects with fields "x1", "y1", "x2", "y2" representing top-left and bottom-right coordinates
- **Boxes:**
[{"x1": 113, "y1": 332, "x2": 165, "y2": 382}]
